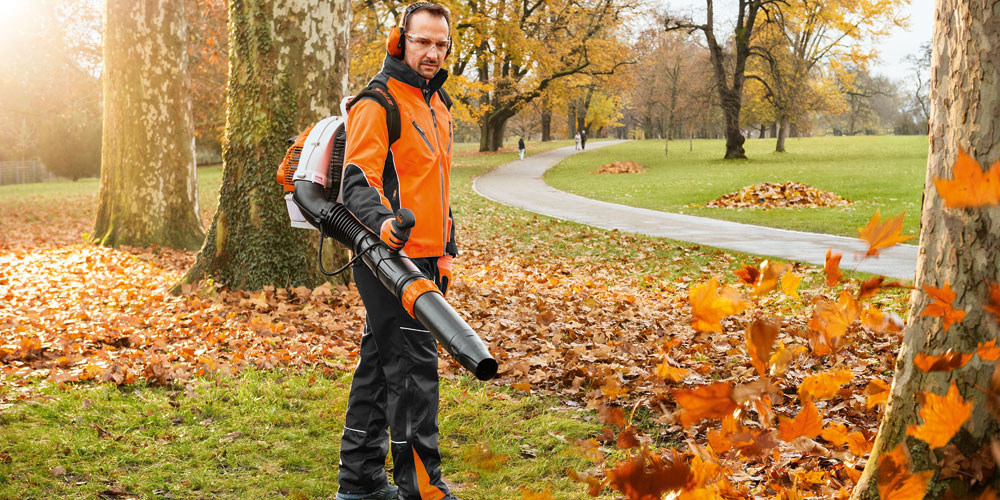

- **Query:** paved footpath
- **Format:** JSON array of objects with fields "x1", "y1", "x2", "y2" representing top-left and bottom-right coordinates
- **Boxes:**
[{"x1": 473, "y1": 140, "x2": 918, "y2": 280}]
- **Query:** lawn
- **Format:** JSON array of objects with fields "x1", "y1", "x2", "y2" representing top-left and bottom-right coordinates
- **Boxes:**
[{"x1": 545, "y1": 135, "x2": 927, "y2": 237}]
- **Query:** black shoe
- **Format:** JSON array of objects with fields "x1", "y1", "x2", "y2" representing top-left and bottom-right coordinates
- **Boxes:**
[{"x1": 334, "y1": 483, "x2": 398, "y2": 500}]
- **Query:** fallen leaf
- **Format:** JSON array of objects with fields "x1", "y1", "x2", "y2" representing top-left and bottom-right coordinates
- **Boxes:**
[
  {"x1": 906, "y1": 382, "x2": 973, "y2": 449},
  {"x1": 798, "y1": 368, "x2": 853, "y2": 401},
  {"x1": 877, "y1": 443, "x2": 933, "y2": 500},
  {"x1": 521, "y1": 486, "x2": 554, "y2": 500},
  {"x1": 672, "y1": 382, "x2": 738, "y2": 427},
  {"x1": 825, "y1": 249, "x2": 843, "y2": 286},
  {"x1": 913, "y1": 349, "x2": 973, "y2": 372},
  {"x1": 865, "y1": 379, "x2": 891, "y2": 409},
  {"x1": 858, "y1": 210, "x2": 914, "y2": 257},
  {"x1": 688, "y1": 277, "x2": 747, "y2": 333},
  {"x1": 933, "y1": 148, "x2": 1000, "y2": 208},
  {"x1": 820, "y1": 422, "x2": 848, "y2": 446},
  {"x1": 847, "y1": 431, "x2": 873, "y2": 457},
  {"x1": 780, "y1": 271, "x2": 802, "y2": 299},
  {"x1": 745, "y1": 318, "x2": 780, "y2": 378},
  {"x1": 734, "y1": 265, "x2": 759, "y2": 285},
  {"x1": 920, "y1": 282, "x2": 967, "y2": 331},
  {"x1": 778, "y1": 400, "x2": 823, "y2": 442}
]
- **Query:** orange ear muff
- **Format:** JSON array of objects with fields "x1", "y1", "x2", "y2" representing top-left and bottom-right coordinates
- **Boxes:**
[{"x1": 386, "y1": 26, "x2": 405, "y2": 58}]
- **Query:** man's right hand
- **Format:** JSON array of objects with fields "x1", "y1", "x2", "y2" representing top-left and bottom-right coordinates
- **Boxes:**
[{"x1": 380, "y1": 208, "x2": 415, "y2": 252}]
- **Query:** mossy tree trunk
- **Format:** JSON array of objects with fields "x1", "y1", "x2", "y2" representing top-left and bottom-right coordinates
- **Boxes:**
[
  {"x1": 851, "y1": 1, "x2": 1000, "y2": 498},
  {"x1": 178, "y1": 0, "x2": 351, "y2": 291},
  {"x1": 93, "y1": 0, "x2": 205, "y2": 251}
]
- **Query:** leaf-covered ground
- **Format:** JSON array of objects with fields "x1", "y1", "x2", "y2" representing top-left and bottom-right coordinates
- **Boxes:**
[
  {"x1": 1, "y1": 147, "x2": 941, "y2": 498},
  {"x1": 705, "y1": 181, "x2": 852, "y2": 210}
]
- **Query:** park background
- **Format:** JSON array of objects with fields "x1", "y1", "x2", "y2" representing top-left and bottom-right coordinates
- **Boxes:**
[{"x1": 2, "y1": 1, "x2": 998, "y2": 499}]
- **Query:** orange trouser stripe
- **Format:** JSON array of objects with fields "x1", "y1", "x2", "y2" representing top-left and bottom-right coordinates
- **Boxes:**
[{"x1": 412, "y1": 446, "x2": 446, "y2": 500}]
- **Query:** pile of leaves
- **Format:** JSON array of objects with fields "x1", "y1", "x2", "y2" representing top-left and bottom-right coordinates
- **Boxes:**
[
  {"x1": 595, "y1": 161, "x2": 646, "y2": 174},
  {"x1": 705, "y1": 181, "x2": 851, "y2": 210}
]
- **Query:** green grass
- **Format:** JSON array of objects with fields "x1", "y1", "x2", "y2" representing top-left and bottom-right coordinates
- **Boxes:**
[
  {"x1": 545, "y1": 136, "x2": 927, "y2": 237},
  {"x1": 0, "y1": 369, "x2": 607, "y2": 499}
]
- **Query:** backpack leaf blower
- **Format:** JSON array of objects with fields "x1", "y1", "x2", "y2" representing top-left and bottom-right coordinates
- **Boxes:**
[{"x1": 276, "y1": 99, "x2": 498, "y2": 381}]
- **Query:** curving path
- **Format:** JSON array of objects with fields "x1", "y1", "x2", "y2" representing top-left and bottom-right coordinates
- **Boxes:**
[{"x1": 473, "y1": 140, "x2": 918, "y2": 280}]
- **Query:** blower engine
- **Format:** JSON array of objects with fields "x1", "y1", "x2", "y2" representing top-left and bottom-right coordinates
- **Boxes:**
[{"x1": 276, "y1": 99, "x2": 498, "y2": 381}]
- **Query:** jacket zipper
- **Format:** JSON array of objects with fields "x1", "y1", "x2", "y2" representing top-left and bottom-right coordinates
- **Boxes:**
[
  {"x1": 426, "y1": 95, "x2": 447, "y2": 252},
  {"x1": 412, "y1": 121, "x2": 435, "y2": 152}
]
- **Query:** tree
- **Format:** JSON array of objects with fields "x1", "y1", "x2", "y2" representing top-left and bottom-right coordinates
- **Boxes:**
[
  {"x1": 851, "y1": 1, "x2": 1000, "y2": 497},
  {"x1": 177, "y1": 0, "x2": 352, "y2": 291},
  {"x1": 666, "y1": 0, "x2": 783, "y2": 159},
  {"x1": 903, "y1": 41, "x2": 931, "y2": 132},
  {"x1": 92, "y1": 0, "x2": 204, "y2": 250}
]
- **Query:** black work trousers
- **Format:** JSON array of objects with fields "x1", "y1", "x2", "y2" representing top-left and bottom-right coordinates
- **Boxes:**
[{"x1": 337, "y1": 256, "x2": 451, "y2": 500}]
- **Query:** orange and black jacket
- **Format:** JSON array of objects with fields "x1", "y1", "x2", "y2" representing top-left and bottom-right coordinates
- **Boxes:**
[{"x1": 341, "y1": 55, "x2": 457, "y2": 259}]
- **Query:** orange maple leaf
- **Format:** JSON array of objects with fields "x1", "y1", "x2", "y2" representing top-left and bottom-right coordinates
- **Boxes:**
[
  {"x1": 778, "y1": 399, "x2": 823, "y2": 442},
  {"x1": 808, "y1": 291, "x2": 862, "y2": 345},
  {"x1": 734, "y1": 265, "x2": 760, "y2": 285},
  {"x1": 865, "y1": 378, "x2": 891, "y2": 409},
  {"x1": 920, "y1": 282, "x2": 967, "y2": 331},
  {"x1": 751, "y1": 260, "x2": 789, "y2": 297},
  {"x1": 781, "y1": 271, "x2": 802, "y2": 299},
  {"x1": 858, "y1": 210, "x2": 914, "y2": 258},
  {"x1": 847, "y1": 431, "x2": 873, "y2": 457},
  {"x1": 877, "y1": 443, "x2": 933, "y2": 500},
  {"x1": 933, "y1": 148, "x2": 1000, "y2": 208},
  {"x1": 604, "y1": 449, "x2": 692, "y2": 499},
  {"x1": 521, "y1": 487, "x2": 554, "y2": 500},
  {"x1": 825, "y1": 249, "x2": 843, "y2": 286},
  {"x1": 820, "y1": 422, "x2": 848, "y2": 446},
  {"x1": 906, "y1": 382, "x2": 973, "y2": 449},
  {"x1": 798, "y1": 368, "x2": 853, "y2": 401},
  {"x1": 745, "y1": 318, "x2": 780, "y2": 377},
  {"x1": 985, "y1": 282, "x2": 1000, "y2": 320},
  {"x1": 978, "y1": 339, "x2": 1000, "y2": 362},
  {"x1": 672, "y1": 382, "x2": 738, "y2": 427},
  {"x1": 913, "y1": 349, "x2": 973, "y2": 372},
  {"x1": 688, "y1": 277, "x2": 747, "y2": 333}
]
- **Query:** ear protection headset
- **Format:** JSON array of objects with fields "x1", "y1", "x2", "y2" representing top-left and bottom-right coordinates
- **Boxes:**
[{"x1": 386, "y1": 2, "x2": 451, "y2": 59}]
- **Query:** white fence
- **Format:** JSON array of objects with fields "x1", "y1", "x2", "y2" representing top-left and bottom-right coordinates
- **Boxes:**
[{"x1": 0, "y1": 160, "x2": 54, "y2": 186}]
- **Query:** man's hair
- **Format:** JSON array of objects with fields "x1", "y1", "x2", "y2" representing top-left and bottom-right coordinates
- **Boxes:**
[{"x1": 404, "y1": 3, "x2": 451, "y2": 32}]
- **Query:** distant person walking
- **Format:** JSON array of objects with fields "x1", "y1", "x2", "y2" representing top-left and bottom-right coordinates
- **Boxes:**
[
  {"x1": 518, "y1": 137, "x2": 525, "y2": 160},
  {"x1": 580, "y1": 130, "x2": 587, "y2": 150},
  {"x1": 574, "y1": 132, "x2": 580, "y2": 150}
]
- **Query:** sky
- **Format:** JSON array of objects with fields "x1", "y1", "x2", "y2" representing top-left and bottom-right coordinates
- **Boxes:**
[{"x1": 661, "y1": 0, "x2": 934, "y2": 79}]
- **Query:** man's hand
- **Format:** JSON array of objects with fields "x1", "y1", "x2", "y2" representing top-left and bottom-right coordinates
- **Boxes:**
[
  {"x1": 437, "y1": 254, "x2": 452, "y2": 296},
  {"x1": 380, "y1": 208, "x2": 415, "y2": 251}
]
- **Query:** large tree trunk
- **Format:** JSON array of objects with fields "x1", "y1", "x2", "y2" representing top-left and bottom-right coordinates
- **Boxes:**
[
  {"x1": 851, "y1": 1, "x2": 1000, "y2": 497},
  {"x1": 568, "y1": 103, "x2": 577, "y2": 139},
  {"x1": 775, "y1": 116, "x2": 789, "y2": 152},
  {"x1": 93, "y1": 0, "x2": 205, "y2": 251},
  {"x1": 540, "y1": 96, "x2": 552, "y2": 141},
  {"x1": 478, "y1": 111, "x2": 514, "y2": 152},
  {"x1": 177, "y1": 0, "x2": 351, "y2": 291},
  {"x1": 720, "y1": 88, "x2": 746, "y2": 159}
]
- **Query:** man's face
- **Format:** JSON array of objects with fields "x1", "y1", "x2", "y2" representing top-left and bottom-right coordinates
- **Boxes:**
[{"x1": 403, "y1": 11, "x2": 450, "y2": 81}]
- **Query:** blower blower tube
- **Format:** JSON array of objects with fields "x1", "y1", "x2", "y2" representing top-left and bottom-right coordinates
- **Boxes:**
[{"x1": 293, "y1": 181, "x2": 498, "y2": 381}]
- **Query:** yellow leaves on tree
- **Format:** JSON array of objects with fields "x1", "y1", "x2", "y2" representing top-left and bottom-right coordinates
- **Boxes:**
[
  {"x1": 688, "y1": 277, "x2": 747, "y2": 333},
  {"x1": 857, "y1": 210, "x2": 914, "y2": 258},
  {"x1": 745, "y1": 318, "x2": 780, "y2": 377},
  {"x1": 798, "y1": 368, "x2": 853, "y2": 401},
  {"x1": 877, "y1": 443, "x2": 933, "y2": 500},
  {"x1": 920, "y1": 282, "x2": 967, "y2": 331},
  {"x1": 777, "y1": 399, "x2": 823, "y2": 442},
  {"x1": 906, "y1": 382, "x2": 973, "y2": 449},
  {"x1": 932, "y1": 148, "x2": 1000, "y2": 208},
  {"x1": 672, "y1": 382, "x2": 738, "y2": 427}
]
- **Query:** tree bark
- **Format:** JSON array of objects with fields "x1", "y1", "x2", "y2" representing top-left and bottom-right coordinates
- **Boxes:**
[
  {"x1": 93, "y1": 0, "x2": 205, "y2": 251},
  {"x1": 775, "y1": 116, "x2": 789, "y2": 152},
  {"x1": 540, "y1": 95, "x2": 552, "y2": 141},
  {"x1": 851, "y1": 1, "x2": 1000, "y2": 497},
  {"x1": 177, "y1": 0, "x2": 351, "y2": 291}
]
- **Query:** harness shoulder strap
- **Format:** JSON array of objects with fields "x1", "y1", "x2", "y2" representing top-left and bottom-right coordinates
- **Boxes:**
[
  {"x1": 346, "y1": 82, "x2": 401, "y2": 145},
  {"x1": 437, "y1": 88, "x2": 453, "y2": 110}
]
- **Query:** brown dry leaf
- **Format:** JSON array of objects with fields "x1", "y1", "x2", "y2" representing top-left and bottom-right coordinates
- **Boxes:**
[
  {"x1": 932, "y1": 148, "x2": 1000, "y2": 208},
  {"x1": 604, "y1": 449, "x2": 692, "y2": 499},
  {"x1": 688, "y1": 277, "x2": 747, "y2": 333},
  {"x1": 595, "y1": 161, "x2": 646, "y2": 174},
  {"x1": 920, "y1": 282, "x2": 967, "y2": 331},
  {"x1": 466, "y1": 441, "x2": 509, "y2": 472},
  {"x1": 706, "y1": 182, "x2": 851, "y2": 210},
  {"x1": 825, "y1": 249, "x2": 843, "y2": 286},
  {"x1": 798, "y1": 368, "x2": 853, "y2": 401},
  {"x1": 672, "y1": 382, "x2": 738, "y2": 427},
  {"x1": 858, "y1": 210, "x2": 914, "y2": 258},
  {"x1": 777, "y1": 400, "x2": 823, "y2": 442},
  {"x1": 734, "y1": 265, "x2": 759, "y2": 285},
  {"x1": 745, "y1": 317, "x2": 780, "y2": 378},
  {"x1": 906, "y1": 382, "x2": 973, "y2": 449},
  {"x1": 913, "y1": 349, "x2": 973, "y2": 373},
  {"x1": 876, "y1": 443, "x2": 933, "y2": 500}
]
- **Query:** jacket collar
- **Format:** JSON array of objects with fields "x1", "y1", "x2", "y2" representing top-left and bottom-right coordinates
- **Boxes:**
[{"x1": 379, "y1": 54, "x2": 449, "y2": 97}]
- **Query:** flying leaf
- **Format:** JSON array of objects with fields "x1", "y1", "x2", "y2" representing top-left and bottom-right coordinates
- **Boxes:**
[
  {"x1": 847, "y1": 431, "x2": 873, "y2": 457},
  {"x1": 913, "y1": 349, "x2": 973, "y2": 372},
  {"x1": 858, "y1": 210, "x2": 914, "y2": 257},
  {"x1": 781, "y1": 271, "x2": 802, "y2": 299},
  {"x1": 778, "y1": 400, "x2": 823, "y2": 442},
  {"x1": 861, "y1": 304, "x2": 888, "y2": 333},
  {"x1": 769, "y1": 343, "x2": 807, "y2": 377},
  {"x1": 825, "y1": 249, "x2": 843, "y2": 286},
  {"x1": 985, "y1": 282, "x2": 1000, "y2": 320},
  {"x1": 604, "y1": 449, "x2": 692, "y2": 499},
  {"x1": 877, "y1": 443, "x2": 933, "y2": 500},
  {"x1": 745, "y1": 318, "x2": 780, "y2": 377},
  {"x1": 978, "y1": 339, "x2": 1000, "y2": 362},
  {"x1": 751, "y1": 260, "x2": 789, "y2": 297},
  {"x1": 906, "y1": 382, "x2": 973, "y2": 449},
  {"x1": 672, "y1": 382, "x2": 738, "y2": 427},
  {"x1": 932, "y1": 148, "x2": 1000, "y2": 208},
  {"x1": 734, "y1": 265, "x2": 760, "y2": 285},
  {"x1": 688, "y1": 277, "x2": 747, "y2": 333},
  {"x1": 920, "y1": 282, "x2": 967, "y2": 331},
  {"x1": 798, "y1": 368, "x2": 853, "y2": 401},
  {"x1": 808, "y1": 291, "x2": 862, "y2": 344},
  {"x1": 865, "y1": 379, "x2": 891, "y2": 409},
  {"x1": 820, "y1": 422, "x2": 848, "y2": 446}
]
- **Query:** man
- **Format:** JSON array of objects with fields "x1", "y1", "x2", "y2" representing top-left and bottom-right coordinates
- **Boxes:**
[
  {"x1": 518, "y1": 136, "x2": 525, "y2": 160},
  {"x1": 336, "y1": 3, "x2": 460, "y2": 500}
]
